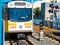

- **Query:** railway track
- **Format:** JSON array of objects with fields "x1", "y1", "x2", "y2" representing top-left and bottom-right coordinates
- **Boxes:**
[
  {"x1": 33, "y1": 25, "x2": 60, "y2": 32},
  {"x1": 33, "y1": 25, "x2": 60, "y2": 43},
  {"x1": 5, "y1": 25, "x2": 60, "y2": 45},
  {"x1": 13, "y1": 39, "x2": 33, "y2": 45},
  {"x1": 5, "y1": 35, "x2": 34, "y2": 45},
  {"x1": 5, "y1": 32, "x2": 60, "y2": 45}
]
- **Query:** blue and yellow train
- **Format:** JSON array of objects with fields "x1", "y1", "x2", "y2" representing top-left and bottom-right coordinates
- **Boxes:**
[{"x1": 2, "y1": 1, "x2": 33, "y2": 37}]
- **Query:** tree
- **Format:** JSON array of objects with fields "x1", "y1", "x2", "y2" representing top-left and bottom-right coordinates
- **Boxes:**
[{"x1": 33, "y1": 7, "x2": 41, "y2": 19}]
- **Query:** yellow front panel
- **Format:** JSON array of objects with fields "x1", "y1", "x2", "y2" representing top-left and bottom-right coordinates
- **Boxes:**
[{"x1": 8, "y1": 22, "x2": 16, "y2": 28}]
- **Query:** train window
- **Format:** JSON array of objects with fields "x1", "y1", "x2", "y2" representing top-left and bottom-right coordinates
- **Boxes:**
[
  {"x1": 2, "y1": 8, "x2": 9, "y2": 20},
  {"x1": 9, "y1": 8, "x2": 32, "y2": 22}
]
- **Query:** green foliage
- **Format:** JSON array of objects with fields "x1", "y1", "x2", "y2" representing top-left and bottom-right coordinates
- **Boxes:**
[{"x1": 33, "y1": 7, "x2": 41, "y2": 19}]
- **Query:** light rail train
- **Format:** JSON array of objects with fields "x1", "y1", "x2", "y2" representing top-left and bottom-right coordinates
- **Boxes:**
[{"x1": 2, "y1": 1, "x2": 33, "y2": 37}]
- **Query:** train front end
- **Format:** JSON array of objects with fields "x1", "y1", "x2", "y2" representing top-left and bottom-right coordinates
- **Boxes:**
[{"x1": 3, "y1": 1, "x2": 33, "y2": 36}]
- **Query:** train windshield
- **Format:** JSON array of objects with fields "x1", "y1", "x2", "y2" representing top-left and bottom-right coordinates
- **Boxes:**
[{"x1": 9, "y1": 8, "x2": 32, "y2": 22}]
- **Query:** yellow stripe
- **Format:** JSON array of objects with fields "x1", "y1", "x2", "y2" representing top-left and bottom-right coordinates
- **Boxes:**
[
  {"x1": 8, "y1": 22, "x2": 16, "y2": 29},
  {"x1": 4, "y1": 20, "x2": 8, "y2": 32},
  {"x1": 8, "y1": 22, "x2": 16, "y2": 25},
  {"x1": 24, "y1": 22, "x2": 32, "y2": 26},
  {"x1": 8, "y1": 23, "x2": 16, "y2": 25}
]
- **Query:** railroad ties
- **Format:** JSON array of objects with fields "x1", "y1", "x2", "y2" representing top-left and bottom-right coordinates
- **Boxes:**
[
  {"x1": 28, "y1": 33, "x2": 60, "y2": 45},
  {"x1": 5, "y1": 33, "x2": 60, "y2": 45},
  {"x1": 5, "y1": 35, "x2": 34, "y2": 45}
]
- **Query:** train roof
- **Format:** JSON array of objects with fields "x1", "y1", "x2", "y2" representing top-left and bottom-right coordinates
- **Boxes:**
[{"x1": 7, "y1": 1, "x2": 32, "y2": 8}]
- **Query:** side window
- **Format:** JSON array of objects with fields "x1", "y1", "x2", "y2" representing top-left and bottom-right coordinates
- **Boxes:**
[{"x1": 2, "y1": 8, "x2": 9, "y2": 20}]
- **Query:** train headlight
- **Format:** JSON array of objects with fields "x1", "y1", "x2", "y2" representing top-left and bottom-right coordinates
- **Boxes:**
[{"x1": 19, "y1": 25, "x2": 23, "y2": 29}]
